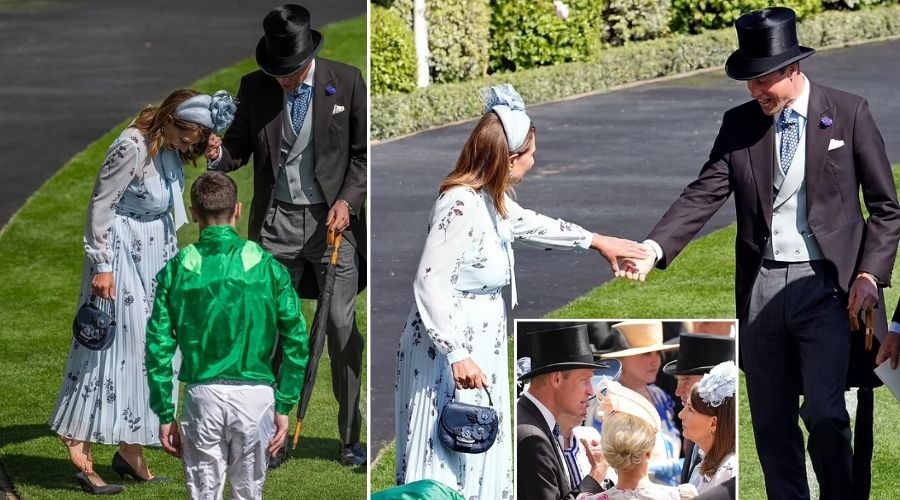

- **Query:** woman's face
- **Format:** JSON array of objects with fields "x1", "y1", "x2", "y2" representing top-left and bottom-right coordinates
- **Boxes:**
[
  {"x1": 163, "y1": 118, "x2": 205, "y2": 153},
  {"x1": 508, "y1": 137, "x2": 536, "y2": 184},
  {"x1": 679, "y1": 399, "x2": 717, "y2": 446},
  {"x1": 620, "y1": 352, "x2": 661, "y2": 385}
]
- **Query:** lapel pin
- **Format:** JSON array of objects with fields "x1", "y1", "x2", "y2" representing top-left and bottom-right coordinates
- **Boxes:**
[{"x1": 820, "y1": 116, "x2": 833, "y2": 129}]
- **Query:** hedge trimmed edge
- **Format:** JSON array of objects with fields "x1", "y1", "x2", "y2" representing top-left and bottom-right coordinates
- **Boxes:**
[{"x1": 372, "y1": 5, "x2": 900, "y2": 142}]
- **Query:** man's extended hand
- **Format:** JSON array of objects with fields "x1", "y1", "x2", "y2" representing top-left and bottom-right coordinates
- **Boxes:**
[
  {"x1": 617, "y1": 242, "x2": 656, "y2": 282},
  {"x1": 590, "y1": 234, "x2": 649, "y2": 275},
  {"x1": 581, "y1": 437, "x2": 610, "y2": 484}
]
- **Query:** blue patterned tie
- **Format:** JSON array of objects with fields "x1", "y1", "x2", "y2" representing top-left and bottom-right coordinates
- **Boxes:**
[
  {"x1": 779, "y1": 107, "x2": 800, "y2": 174},
  {"x1": 289, "y1": 84, "x2": 312, "y2": 134}
]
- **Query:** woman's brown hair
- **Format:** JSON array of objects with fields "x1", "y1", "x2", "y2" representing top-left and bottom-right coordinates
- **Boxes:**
[
  {"x1": 131, "y1": 88, "x2": 210, "y2": 163},
  {"x1": 690, "y1": 386, "x2": 736, "y2": 476},
  {"x1": 439, "y1": 112, "x2": 535, "y2": 218}
]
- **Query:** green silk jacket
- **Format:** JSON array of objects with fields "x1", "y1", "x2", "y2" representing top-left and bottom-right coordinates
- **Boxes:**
[{"x1": 146, "y1": 225, "x2": 309, "y2": 423}]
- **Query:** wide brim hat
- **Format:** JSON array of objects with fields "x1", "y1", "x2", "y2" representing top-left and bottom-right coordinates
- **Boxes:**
[
  {"x1": 256, "y1": 4, "x2": 324, "y2": 77},
  {"x1": 600, "y1": 321, "x2": 679, "y2": 358},
  {"x1": 595, "y1": 380, "x2": 661, "y2": 431},
  {"x1": 725, "y1": 7, "x2": 815, "y2": 81},
  {"x1": 518, "y1": 324, "x2": 613, "y2": 380},
  {"x1": 662, "y1": 333, "x2": 735, "y2": 376}
]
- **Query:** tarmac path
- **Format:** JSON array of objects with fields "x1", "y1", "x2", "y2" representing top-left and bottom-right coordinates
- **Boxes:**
[{"x1": 370, "y1": 38, "x2": 900, "y2": 453}]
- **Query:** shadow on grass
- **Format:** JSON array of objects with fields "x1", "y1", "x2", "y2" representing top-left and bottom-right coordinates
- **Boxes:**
[
  {"x1": 285, "y1": 436, "x2": 366, "y2": 474},
  {"x1": 1, "y1": 454, "x2": 87, "y2": 493},
  {"x1": 0, "y1": 424, "x2": 51, "y2": 448}
]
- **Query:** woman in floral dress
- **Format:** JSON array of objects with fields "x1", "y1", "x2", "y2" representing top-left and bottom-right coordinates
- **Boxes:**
[
  {"x1": 395, "y1": 85, "x2": 648, "y2": 498},
  {"x1": 50, "y1": 89, "x2": 234, "y2": 493}
]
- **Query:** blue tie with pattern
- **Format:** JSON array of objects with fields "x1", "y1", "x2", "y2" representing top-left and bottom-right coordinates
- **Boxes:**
[
  {"x1": 779, "y1": 107, "x2": 800, "y2": 174},
  {"x1": 289, "y1": 84, "x2": 312, "y2": 134}
]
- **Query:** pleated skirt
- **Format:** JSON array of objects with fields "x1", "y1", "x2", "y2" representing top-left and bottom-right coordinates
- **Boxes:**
[
  {"x1": 395, "y1": 291, "x2": 513, "y2": 499},
  {"x1": 50, "y1": 213, "x2": 180, "y2": 446}
]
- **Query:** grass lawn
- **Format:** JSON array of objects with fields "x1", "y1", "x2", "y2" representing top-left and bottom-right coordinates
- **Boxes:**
[
  {"x1": 0, "y1": 15, "x2": 367, "y2": 499},
  {"x1": 370, "y1": 168, "x2": 900, "y2": 498}
]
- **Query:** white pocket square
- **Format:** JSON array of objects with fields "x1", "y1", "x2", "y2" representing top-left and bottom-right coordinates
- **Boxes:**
[
  {"x1": 828, "y1": 139, "x2": 844, "y2": 151},
  {"x1": 332, "y1": 104, "x2": 345, "y2": 115}
]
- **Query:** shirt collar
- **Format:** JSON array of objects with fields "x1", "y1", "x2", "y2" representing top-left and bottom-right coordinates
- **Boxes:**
[
  {"x1": 295, "y1": 58, "x2": 316, "y2": 92},
  {"x1": 523, "y1": 390, "x2": 557, "y2": 433},
  {"x1": 781, "y1": 73, "x2": 810, "y2": 120},
  {"x1": 199, "y1": 224, "x2": 239, "y2": 241}
]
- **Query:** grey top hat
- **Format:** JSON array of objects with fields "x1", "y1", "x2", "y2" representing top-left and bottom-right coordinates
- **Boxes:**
[
  {"x1": 725, "y1": 7, "x2": 815, "y2": 80},
  {"x1": 256, "y1": 4, "x2": 324, "y2": 77}
]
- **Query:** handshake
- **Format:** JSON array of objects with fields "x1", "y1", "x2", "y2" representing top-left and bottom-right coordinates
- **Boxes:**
[{"x1": 589, "y1": 233, "x2": 657, "y2": 281}]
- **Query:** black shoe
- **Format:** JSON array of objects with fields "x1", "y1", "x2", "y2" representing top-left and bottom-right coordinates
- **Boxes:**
[
  {"x1": 267, "y1": 444, "x2": 289, "y2": 470},
  {"x1": 74, "y1": 472, "x2": 124, "y2": 495},
  {"x1": 338, "y1": 443, "x2": 366, "y2": 467},
  {"x1": 110, "y1": 452, "x2": 168, "y2": 483}
]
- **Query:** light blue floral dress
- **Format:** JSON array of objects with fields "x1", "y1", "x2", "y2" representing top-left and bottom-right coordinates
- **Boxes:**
[
  {"x1": 395, "y1": 186, "x2": 592, "y2": 499},
  {"x1": 50, "y1": 127, "x2": 183, "y2": 446}
]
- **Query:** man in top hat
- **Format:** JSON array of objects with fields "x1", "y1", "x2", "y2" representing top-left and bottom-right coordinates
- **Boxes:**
[
  {"x1": 517, "y1": 324, "x2": 619, "y2": 500},
  {"x1": 621, "y1": 7, "x2": 900, "y2": 499},
  {"x1": 206, "y1": 4, "x2": 367, "y2": 467},
  {"x1": 661, "y1": 333, "x2": 735, "y2": 484}
]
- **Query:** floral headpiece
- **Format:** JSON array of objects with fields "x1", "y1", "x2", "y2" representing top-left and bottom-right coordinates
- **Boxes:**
[
  {"x1": 174, "y1": 90, "x2": 237, "y2": 135},
  {"x1": 697, "y1": 361, "x2": 737, "y2": 407}
]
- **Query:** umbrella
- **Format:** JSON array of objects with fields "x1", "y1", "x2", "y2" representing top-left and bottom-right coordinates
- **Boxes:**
[{"x1": 292, "y1": 229, "x2": 342, "y2": 448}]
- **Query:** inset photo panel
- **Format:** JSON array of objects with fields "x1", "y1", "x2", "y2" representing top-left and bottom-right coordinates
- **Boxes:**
[{"x1": 515, "y1": 319, "x2": 737, "y2": 500}]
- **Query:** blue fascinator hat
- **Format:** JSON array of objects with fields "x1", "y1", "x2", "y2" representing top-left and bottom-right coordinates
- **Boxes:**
[
  {"x1": 174, "y1": 90, "x2": 237, "y2": 135},
  {"x1": 484, "y1": 84, "x2": 531, "y2": 152}
]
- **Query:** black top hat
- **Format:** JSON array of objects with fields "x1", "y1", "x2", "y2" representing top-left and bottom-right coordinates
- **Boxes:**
[
  {"x1": 662, "y1": 333, "x2": 735, "y2": 376},
  {"x1": 256, "y1": 5, "x2": 324, "y2": 77},
  {"x1": 518, "y1": 324, "x2": 613, "y2": 380},
  {"x1": 725, "y1": 7, "x2": 815, "y2": 81}
]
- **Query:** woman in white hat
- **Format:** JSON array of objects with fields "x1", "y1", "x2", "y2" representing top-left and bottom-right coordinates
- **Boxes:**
[
  {"x1": 599, "y1": 321, "x2": 681, "y2": 485},
  {"x1": 49, "y1": 89, "x2": 235, "y2": 494},
  {"x1": 395, "y1": 85, "x2": 647, "y2": 499},
  {"x1": 577, "y1": 381, "x2": 697, "y2": 499},
  {"x1": 679, "y1": 361, "x2": 737, "y2": 493}
]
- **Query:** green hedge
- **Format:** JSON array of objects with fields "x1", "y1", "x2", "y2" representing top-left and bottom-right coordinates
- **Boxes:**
[
  {"x1": 823, "y1": 0, "x2": 896, "y2": 9},
  {"x1": 428, "y1": 0, "x2": 491, "y2": 83},
  {"x1": 371, "y1": 6, "x2": 418, "y2": 94},
  {"x1": 602, "y1": 0, "x2": 673, "y2": 46},
  {"x1": 488, "y1": 0, "x2": 604, "y2": 72},
  {"x1": 670, "y1": 0, "x2": 823, "y2": 34},
  {"x1": 372, "y1": 5, "x2": 900, "y2": 141},
  {"x1": 387, "y1": 0, "x2": 490, "y2": 86}
]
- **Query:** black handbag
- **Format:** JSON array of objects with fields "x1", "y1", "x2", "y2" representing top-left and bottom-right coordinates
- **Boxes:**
[
  {"x1": 72, "y1": 294, "x2": 116, "y2": 351},
  {"x1": 438, "y1": 387, "x2": 499, "y2": 454}
]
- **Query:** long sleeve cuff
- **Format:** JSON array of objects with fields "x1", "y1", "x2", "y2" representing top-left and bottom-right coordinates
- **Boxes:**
[
  {"x1": 643, "y1": 239, "x2": 664, "y2": 264},
  {"x1": 206, "y1": 147, "x2": 223, "y2": 170},
  {"x1": 156, "y1": 408, "x2": 175, "y2": 424},
  {"x1": 275, "y1": 401, "x2": 294, "y2": 416},
  {"x1": 446, "y1": 348, "x2": 470, "y2": 365},
  {"x1": 889, "y1": 321, "x2": 900, "y2": 334},
  {"x1": 94, "y1": 262, "x2": 112, "y2": 273}
]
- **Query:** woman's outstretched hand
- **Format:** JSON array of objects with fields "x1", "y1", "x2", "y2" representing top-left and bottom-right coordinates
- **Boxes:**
[
  {"x1": 590, "y1": 234, "x2": 650, "y2": 275},
  {"x1": 451, "y1": 358, "x2": 489, "y2": 390}
]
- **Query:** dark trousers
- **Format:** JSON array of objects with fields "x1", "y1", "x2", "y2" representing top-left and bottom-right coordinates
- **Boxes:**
[
  {"x1": 741, "y1": 260, "x2": 852, "y2": 500},
  {"x1": 261, "y1": 201, "x2": 364, "y2": 446}
]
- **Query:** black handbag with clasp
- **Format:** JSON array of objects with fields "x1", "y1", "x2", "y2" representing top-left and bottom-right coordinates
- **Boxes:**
[
  {"x1": 72, "y1": 294, "x2": 116, "y2": 351},
  {"x1": 438, "y1": 387, "x2": 499, "y2": 454}
]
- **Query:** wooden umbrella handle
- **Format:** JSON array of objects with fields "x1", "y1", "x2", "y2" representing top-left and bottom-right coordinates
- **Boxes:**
[
  {"x1": 329, "y1": 231, "x2": 343, "y2": 266},
  {"x1": 291, "y1": 420, "x2": 303, "y2": 449}
]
